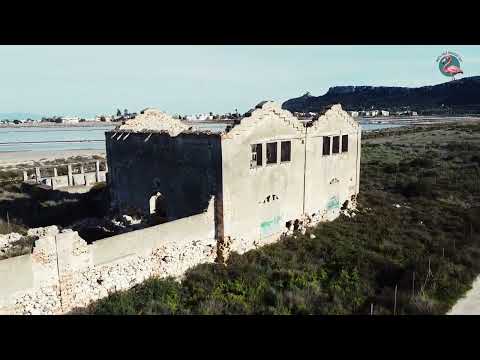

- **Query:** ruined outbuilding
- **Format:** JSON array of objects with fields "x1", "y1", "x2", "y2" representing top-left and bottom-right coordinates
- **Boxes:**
[{"x1": 106, "y1": 102, "x2": 361, "y2": 260}]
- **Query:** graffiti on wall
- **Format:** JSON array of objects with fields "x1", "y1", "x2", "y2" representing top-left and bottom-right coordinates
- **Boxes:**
[
  {"x1": 260, "y1": 215, "x2": 282, "y2": 237},
  {"x1": 326, "y1": 195, "x2": 340, "y2": 211}
]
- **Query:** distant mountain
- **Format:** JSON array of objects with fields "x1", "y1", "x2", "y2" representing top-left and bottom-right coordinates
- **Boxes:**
[
  {"x1": 0, "y1": 112, "x2": 44, "y2": 120},
  {"x1": 282, "y1": 76, "x2": 480, "y2": 115}
]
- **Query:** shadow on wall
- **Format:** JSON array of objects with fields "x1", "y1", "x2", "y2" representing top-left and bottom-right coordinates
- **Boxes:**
[{"x1": 0, "y1": 183, "x2": 110, "y2": 230}]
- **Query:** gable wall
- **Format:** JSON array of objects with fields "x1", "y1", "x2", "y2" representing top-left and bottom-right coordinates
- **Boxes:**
[
  {"x1": 220, "y1": 106, "x2": 306, "y2": 254},
  {"x1": 304, "y1": 105, "x2": 361, "y2": 220}
]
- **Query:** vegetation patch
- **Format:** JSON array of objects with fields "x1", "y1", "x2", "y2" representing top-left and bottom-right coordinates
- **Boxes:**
[{"x1": 86, "y1": 123, "x2": 480, "y2": 315}]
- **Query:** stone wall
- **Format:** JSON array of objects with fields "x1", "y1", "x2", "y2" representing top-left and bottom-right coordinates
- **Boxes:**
[
  {"x1": 303, "y1": 104, "x2": 361, "y2": 221},
  {"x1": 106, "y1": 131, "x2": 222, "y2": 220},
  {"x1": 220, "y1": 102, "x2": 361, "y2": 257},
  {"x1": 0, "y1": 228, "x2": 61, "y2": 315},
  {"x1": 0, "y1": 198, "x2": 216, "y2": 315},
  {"x1": 221, "y1": 102, "x2": 306, "y2": 255}
]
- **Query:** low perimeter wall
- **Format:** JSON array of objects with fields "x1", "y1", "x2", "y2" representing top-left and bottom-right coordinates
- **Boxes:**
[{"x1": 0, "y1": 198, "x2": 216, "y2": 315}]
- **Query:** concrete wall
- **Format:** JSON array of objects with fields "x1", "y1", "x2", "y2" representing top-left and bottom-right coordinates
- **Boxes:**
[
  {"x1": 221, "y1": 103, "x2": 307, "y2": 254},
  {"x1": 220, "y1": 102, "x2": 361, "y2": 256},
  {"x1": 0, "y1": 255, "x2": 34, "y2": 299},
  {"x1": 73, "y1": 173, "x2": 86, "y2": 186},
  {"x1": 51, "y1": 175, "x2": 69, "y2": 189},
  {"x1": 0, "y1": 232, "x2": 61, "y2": 315},
  {"x1": 37, "y1": 171, "x2": 107, "y2": 190},
  {"x1": 304, "y1": 105, "x2": 361, "y2": 221},
  {"x1": 0, "y1": 198, "x2": 216, "y2": 315},
  {"x1": 27, "y1": 162, "x2": 107, "y2": 190},
  {"x1": 106, "y1": 132, "x2": 222, "y2": 220}
]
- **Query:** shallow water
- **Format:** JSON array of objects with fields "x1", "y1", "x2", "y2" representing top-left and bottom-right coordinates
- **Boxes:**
[
  {"x1": 0, "y1": 126, "x2": 115, "y2": 152},
  {"x1": 0, "y1": 123, "x2": 404, "y2": 153}
]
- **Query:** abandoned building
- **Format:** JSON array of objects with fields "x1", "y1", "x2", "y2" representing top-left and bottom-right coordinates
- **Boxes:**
[
  {"x1": 106, "y1": 101, "x2": 361, "y2": 257},
  {"x1": 0, "y1": 101, "x2": 361, "y2": 315}
]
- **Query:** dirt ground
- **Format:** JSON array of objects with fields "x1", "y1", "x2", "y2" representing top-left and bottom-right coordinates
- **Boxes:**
[
  {"x1": 0, "y1": 149, "x2": 106, "y2": 168},
  {"x1": 448, "y1": 276, "x2": 480, "y2": 315}
]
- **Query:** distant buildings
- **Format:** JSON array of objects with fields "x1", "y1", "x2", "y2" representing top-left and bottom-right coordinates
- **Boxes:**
[
  {"x1": 185, "y1": 113, "x2": 214, "y2": 121},
  {"x1": 349, "y1": 109, "x2": 417, "y2": 117},
  {"x1": 394, "y1": 110, "x2": 418, "y2": 116},
  {"x1": 59, "y1": 116, "x2": 80, "y2": 124},
  {"x1": 95, "y1": 115, "x2": 113, "y2": 122}
]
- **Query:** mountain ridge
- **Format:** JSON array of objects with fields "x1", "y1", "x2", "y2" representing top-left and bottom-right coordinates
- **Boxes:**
[{"x1": 282, "y1": 76, "x2": 480, "y2": 114}]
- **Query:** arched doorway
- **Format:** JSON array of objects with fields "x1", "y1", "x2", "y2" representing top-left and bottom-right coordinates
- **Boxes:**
[{"x1": 149, "y1": 192, "x2": 168, "y2": 221}]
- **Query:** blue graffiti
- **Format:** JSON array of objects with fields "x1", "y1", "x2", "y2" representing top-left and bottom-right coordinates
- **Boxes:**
[
  {"x1": 260, "y1": 215, "x2": 282, "y2": 236},
  {"x1": 326, "y1": 196, "x2": 340, "y2": 211}
]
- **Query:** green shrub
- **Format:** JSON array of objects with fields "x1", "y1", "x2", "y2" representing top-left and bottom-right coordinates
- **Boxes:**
[
  {"x1": 396, "y1": 180, "x2": 434, "y2": 198},
  {"x1": 81, "y1": 124, "x2": 480, "y2": 315}
]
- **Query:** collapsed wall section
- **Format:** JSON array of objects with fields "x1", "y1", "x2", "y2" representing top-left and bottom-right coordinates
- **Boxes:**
[
  {"x1": 0, "y1": 228, "x2": 61, "y2": 315},
  {"x1": 0, "y1": 198, "x2": 216, "y2": 315}
]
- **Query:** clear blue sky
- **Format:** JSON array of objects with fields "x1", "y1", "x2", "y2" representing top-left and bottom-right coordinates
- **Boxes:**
[{"x1": 1, "y1": 45, "x2": 479, "y2": 117}]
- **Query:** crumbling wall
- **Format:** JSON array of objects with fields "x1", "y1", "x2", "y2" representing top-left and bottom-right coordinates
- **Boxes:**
[
  {"x1": 0, "y1": 199, "x2": 216, "y2": 315},
  {"x1": 0, "y1": 227, "x2": 61, "y2": 315},
  {"x1": 220, "y1": 102, "x2": 361, "y2": 259},
  {"x1": 117, "y1": 108, "x2": 190, "y2": 135},
  {"x1": 220, "y1": 101, "x2": 307, "y2": 255},
  {"x1": 26, "y1": 161, "x2": 107, "y2": 190},
  {"x1": 106, "y1": 131, "x2": 222, "y2": 220},
  {"x1": 304, "y1": 104, "x2": 361, "y2": 220}
]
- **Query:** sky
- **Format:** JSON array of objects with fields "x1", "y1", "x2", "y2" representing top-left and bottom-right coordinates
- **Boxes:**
[{"x1": 1, "y1": 45, "x2": 479, "y2": 118}]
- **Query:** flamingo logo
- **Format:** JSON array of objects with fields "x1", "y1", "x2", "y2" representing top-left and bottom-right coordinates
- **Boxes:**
[{"x1": 436, "y1": 51, "x2": 463, "y2": 80}]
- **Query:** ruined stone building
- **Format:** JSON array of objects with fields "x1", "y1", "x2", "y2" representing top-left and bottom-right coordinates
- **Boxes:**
[
  {"x1": 0, "y1": 101, "x2": 361, "y2": 315},
  {"x1": 106, "y1": 101, "x2": 361, "y2": 258}
]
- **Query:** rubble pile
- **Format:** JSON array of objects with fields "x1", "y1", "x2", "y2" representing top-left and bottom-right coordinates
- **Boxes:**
[
  {"x1": 14, "y1": 287, "x2": 61, "y2": 315},
  {"x1": 0, "y1": 232, "x2": 23, "y2": 254},
  {"x1": 67, "y1": 214, "x2": 146, "y2": 243},
  {"x1": 117, "y1": 108, "x2": 191, "y2": 136},
  {"x1": 27, "y1": 225, "x2": 59, "y2": 238},
  {"x1": 1, "y1": 226, "x2": 60, "y2": 260}
]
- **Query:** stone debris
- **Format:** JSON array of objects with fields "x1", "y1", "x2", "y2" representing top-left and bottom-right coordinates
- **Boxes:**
[
  {"x1": 0, "y1": 226, "x2": 60, "y2": 259},
  {"x1": 117, "y1": 108, "x2": 191, "y2": 136},
  {"x1": 14, "y1": 286, "x2": 61, "y2": 315},
  {"x1": 69, "y1": 215, "x2": 145, "y2": 239},
  {"x1": 340, "y1": 207, "x2": 357, "y2": 218},
  {"x1": 0, "y1": 232, "x2": 23, "y2": 253},
  {"x1": 121, "y1": 215, "x2": 142, "y2": 226},
  {"x1": 27, "y1": 225, "x2": 60, "y2": 238}
]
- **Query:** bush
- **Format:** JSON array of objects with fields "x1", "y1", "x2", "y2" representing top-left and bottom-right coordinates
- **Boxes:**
[
  {"x1": 396, "y1": 180, "x2": 434, "y2": 198},
  {"x1": 383, "y1": 163, "x2": 398, "y2": 174},
  {"x1": 471, "y1": 155, "x2": 480, "y2": 164},
  {"x1": 409, "y1": 157, "x2": 435, "y2": 168}
]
